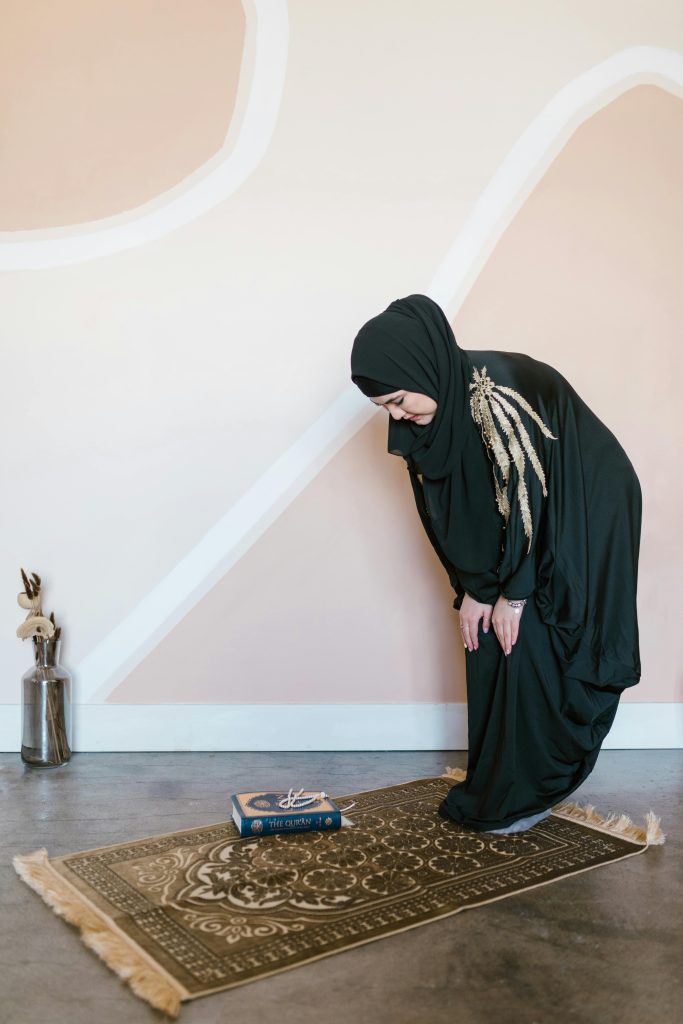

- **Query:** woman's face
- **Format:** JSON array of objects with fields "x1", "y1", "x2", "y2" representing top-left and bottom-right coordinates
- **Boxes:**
[{"x1": 369, "y1": 389, "x2": 437, "y2": 425}]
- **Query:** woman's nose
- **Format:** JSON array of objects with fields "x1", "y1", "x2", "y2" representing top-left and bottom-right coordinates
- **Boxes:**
[{"x1": 388, "y1": 405, "x2": 403, "y2": 420}]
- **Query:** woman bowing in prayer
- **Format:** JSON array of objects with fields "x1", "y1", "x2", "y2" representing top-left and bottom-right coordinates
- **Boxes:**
[{"x1": 350, "y1": 293, "x2": 642, "y2": 835}]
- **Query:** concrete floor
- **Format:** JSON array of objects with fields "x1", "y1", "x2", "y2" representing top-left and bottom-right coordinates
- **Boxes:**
[{"x1": 1, "y1": 750, "x2": 681, "y2": 1024}]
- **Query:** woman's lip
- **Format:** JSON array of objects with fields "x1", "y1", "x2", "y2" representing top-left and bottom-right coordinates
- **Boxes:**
[{"x1": 407, "y1": 414, "x2": 419, "y2": 420}]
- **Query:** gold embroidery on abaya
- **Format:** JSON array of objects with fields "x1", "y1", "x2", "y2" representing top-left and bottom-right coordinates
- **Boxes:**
[{"x1": 469, "y1": 365, "x2": 557, "y2": 552}]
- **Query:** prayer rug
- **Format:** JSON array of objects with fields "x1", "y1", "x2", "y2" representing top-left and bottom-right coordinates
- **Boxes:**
[{"x1": 14, "y1": 769, "x2": 664, "y2": 1017}]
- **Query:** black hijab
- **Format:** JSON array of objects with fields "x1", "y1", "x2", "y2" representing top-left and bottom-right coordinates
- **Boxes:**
[{"x1": 350, "y1": 293, "x2": 503, "y2": 575}]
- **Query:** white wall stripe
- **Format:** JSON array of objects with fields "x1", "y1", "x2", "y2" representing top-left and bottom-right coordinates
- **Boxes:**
[
  {"x1": 81, "y1": 390, "x2": 374, "y2": 702},
  {"x1": 1, "y1": 702, "x2": 680, "y2": 752},
  {"x1": 429, "y1": 46, "x2": 683, "y2": 308},
  {"x1": 0, "y1": 0, "x2": 289, "y2": 270}
]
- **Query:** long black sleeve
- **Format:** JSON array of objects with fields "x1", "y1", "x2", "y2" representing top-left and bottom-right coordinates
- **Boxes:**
[{"x1": 407, "y1": 470, "x2": 466, "y2": 609}]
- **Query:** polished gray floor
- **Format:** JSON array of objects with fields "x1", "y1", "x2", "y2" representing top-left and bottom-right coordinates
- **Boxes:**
[{"x1": 1, "y1": 750, "x2": 681, "y2": 1024}]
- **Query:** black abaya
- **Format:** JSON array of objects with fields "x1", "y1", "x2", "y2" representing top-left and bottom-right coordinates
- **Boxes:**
[
  {"x1": 350, "y1": 295, "x2": 642, "y2": 833},
  {"x1": 409, "y1": 349, "x2": 642, "y2": 831}
]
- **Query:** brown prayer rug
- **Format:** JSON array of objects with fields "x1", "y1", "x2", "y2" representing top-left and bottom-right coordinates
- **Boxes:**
[{"x1": 14, "y1": 769, "x2": 665, "y2": 1017}]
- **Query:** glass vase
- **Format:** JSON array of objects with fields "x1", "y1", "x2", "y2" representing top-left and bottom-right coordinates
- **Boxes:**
[{"x1": 21, "y1": 637, "x2": 72, "y2": 767}]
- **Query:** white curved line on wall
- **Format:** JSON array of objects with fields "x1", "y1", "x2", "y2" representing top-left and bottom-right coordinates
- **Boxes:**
[
  {"x1": 429, "y1": 46, "x2": 683, "y2": 306},
  {"x1": 0, "y1": 0, "x2": 289, "y2": 270},
  {"x1": 74, "y1": 45, "x2": 683, "y2": 701},
  {"x1": 83, "y1": 390, "x2": 375, "y2": 701}
]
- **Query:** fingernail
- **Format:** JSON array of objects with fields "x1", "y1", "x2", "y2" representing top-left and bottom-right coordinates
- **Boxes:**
[{"x1": 483, "y1": 628, "x2": 489, "y2": 634}]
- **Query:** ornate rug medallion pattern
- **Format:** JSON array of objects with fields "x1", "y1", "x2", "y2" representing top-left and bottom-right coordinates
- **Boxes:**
[{"x1": 14, "y1": 775, "x2": 662, "y2": 1016}]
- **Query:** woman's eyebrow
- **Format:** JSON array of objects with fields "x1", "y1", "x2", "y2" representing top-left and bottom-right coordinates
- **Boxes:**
[{"x1": 373, "y1": 394, "x2": 401, "y2": 405}]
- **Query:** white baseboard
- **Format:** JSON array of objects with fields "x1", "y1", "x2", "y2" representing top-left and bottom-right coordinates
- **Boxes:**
[{"x1": 1, "y1": 702, "x2": 681, "y2": 752}]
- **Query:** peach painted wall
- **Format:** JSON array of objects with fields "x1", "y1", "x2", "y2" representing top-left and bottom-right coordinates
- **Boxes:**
[
  {"x1": 0, "y1": 0, "x2": 246, "y2": 228},
  {"x1": 2, "y1": 3, "x2": 682, "y2": 725}
]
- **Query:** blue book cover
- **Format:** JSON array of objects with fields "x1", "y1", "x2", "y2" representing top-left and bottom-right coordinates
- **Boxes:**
[{"x1": 230, "y1": 790, "x2": 348, "y2": 837}]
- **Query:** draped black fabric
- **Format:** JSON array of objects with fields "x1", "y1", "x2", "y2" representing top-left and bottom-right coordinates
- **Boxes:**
[
  {"x1": 351, "y1": 294, "x2": 642, "y2": 831},
  {"x1": 351, "y1": 294, "x2": 505, "y2": 585}
]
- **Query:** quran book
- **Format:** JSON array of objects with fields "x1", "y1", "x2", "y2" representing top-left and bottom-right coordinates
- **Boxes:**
[{"x1": 230, "y1": 790, "x2": 351, "y2": 837}]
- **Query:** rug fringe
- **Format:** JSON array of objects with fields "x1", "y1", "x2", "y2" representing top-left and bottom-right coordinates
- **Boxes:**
[
  {"x1": 440, "y1": 766, "x2": 665, "y2": 847},
  {"x1": 13, "y1": 848, "x2": 183, "y2": 1017},
  {"x1": 550, "y1": 800, "x2": 666, "y2": 847}
]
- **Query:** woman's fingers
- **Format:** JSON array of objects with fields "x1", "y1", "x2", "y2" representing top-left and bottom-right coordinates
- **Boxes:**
[
  {"x1": 491, "y1": 617, "x2": 509, "y2": 654},
  {"x1": 459, "y1": 616, "x2": 467, "y2": 650},
  {"x1": 459, "y1": 618, "x2": 478, "y2": 652},
  {"x1": 503, "y1": 620, "x2": 512, "y2": 656},
  {"x1": 490, "y1": 599, "x2": 525, "y2": 656},
  {"x1": 459, "y1": 595, "x2": 496, "y2": 653},
  {"x1": 492, "y1": 619, "x2": 503, "y2": 650}
]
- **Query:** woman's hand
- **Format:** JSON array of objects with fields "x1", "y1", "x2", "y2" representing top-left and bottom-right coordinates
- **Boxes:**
[
  {"x1": 459, "y1": 593, "x2": 493, "y2": 652},
  {"x1": 491, "y1": 594, "x2": 525, "y2": 656}
]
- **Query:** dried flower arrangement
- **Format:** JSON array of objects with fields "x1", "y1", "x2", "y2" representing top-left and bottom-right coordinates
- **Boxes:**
[
  {"x1": 17, "y1": 567, "x2": 70, "y2": 766},
  {"x1": 16, "y1": 568, "x2": 61, "y2": 641}
]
